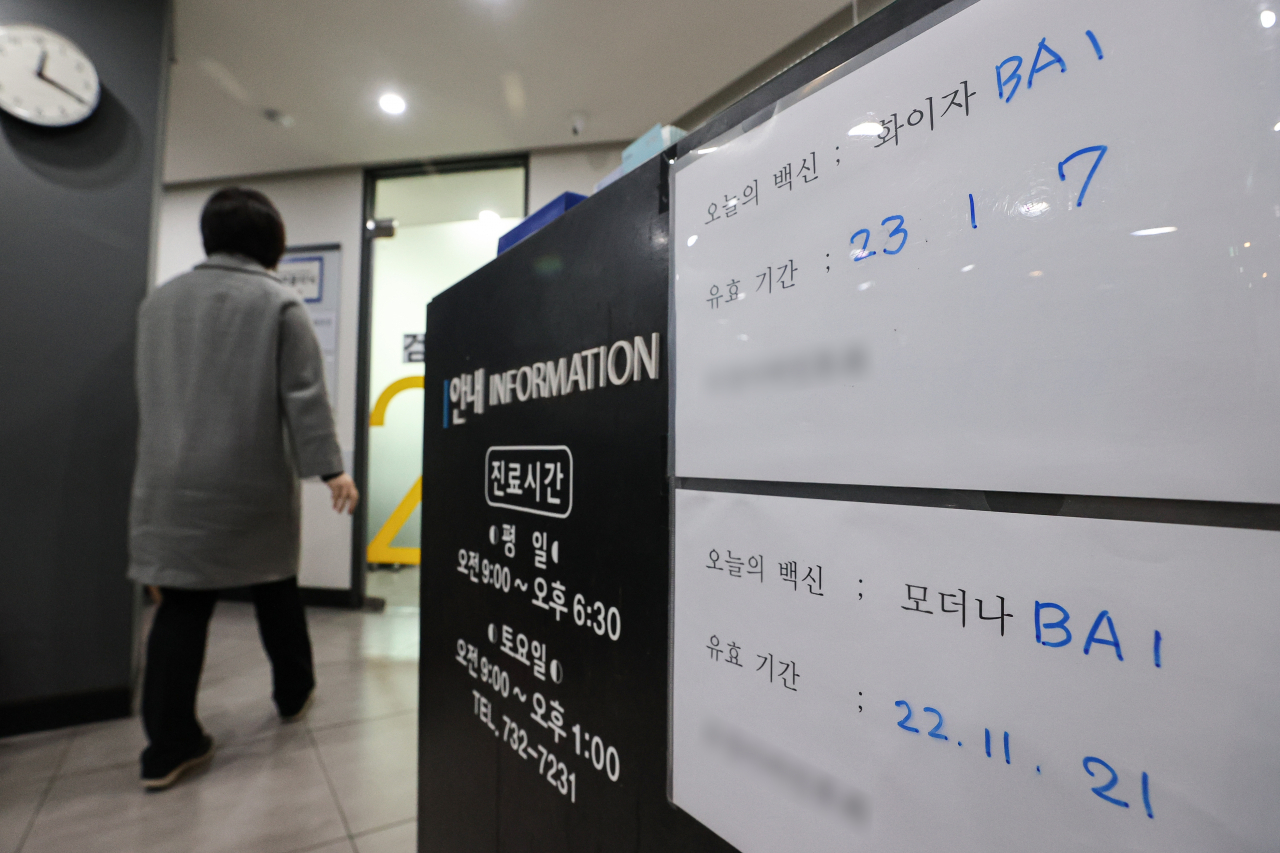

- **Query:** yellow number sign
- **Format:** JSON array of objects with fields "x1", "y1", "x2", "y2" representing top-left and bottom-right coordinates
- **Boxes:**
[{"x1": 366, "y1": 376, "x2": 423, "y2": 565}]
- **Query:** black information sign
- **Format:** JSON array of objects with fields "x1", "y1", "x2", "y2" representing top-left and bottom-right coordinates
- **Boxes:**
[{"x1": 419, "y1": 160, "x2": 736, "y2": 851}]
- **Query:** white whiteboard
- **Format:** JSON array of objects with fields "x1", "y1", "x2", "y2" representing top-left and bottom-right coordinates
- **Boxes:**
[
  {"x1": 670, "y1": 489, "x2": 1280, "y2": 852},
  {"x1": 671, "y1": 0, "x2": 1280, "y2": 503}
]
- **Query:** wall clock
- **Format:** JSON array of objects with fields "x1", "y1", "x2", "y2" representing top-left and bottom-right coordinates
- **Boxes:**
[{"x1": 0, "y1": 23, "x2": 100, "y2": 127}]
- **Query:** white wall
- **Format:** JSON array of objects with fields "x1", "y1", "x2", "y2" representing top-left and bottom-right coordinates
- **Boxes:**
[
  {"x1": 157, "y1": 169, "x2": 364, "y2": 591},
  {"x1": 528, "y1": 144, "x2": 626, "y2": 211}
]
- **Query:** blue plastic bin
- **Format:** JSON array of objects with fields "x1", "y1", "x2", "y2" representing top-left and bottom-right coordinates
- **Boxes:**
[{"x1": 497, "y1": 192, "x2": 587, "y2": 255}]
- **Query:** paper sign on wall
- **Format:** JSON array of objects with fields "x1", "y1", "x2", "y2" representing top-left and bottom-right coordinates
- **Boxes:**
[
  {"x1": 278, "y1": 257, "x2": 323, "y2": 302},
  {"x1": 671, "y1": 489, "x2": 1280, "y2": 852}
]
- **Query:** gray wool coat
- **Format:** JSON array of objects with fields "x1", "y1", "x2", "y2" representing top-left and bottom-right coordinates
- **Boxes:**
[{"x1": 128, "y1": 253, "x2": 343, "y2": 589}]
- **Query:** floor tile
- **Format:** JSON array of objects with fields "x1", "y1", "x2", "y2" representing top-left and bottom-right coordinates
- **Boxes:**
[
  {"x1": 6, "y1": 600, "x2": 420, "y2": 853},
  {"x1": 59, "y1": 676, "x2": 293, "y2": 780},
  {"x1": 365, "y1": 567, "x2": 419, "y2": 609},
  {"x1": 0, "y1": 729, "x2": 68, "y2": 783},
  {"x1": 306, "y1": 659, "x2": 418, "y2": 730},
  {"x1": 201, "y1": 604, "x2": 272, "y2": 684},
  {"x1": 61, "y1": 717, "x2": 146, "y2": 776},
  {"x1": 305, "y1": 609, "x2": 370, "y2": 666},
  {"x1": 22, "y1": 729, "x2": 344, "y2": 853},
  {"x1": 312, "y1": 714, "x2": 417, "y2": 835},
  {"x1": 196, "y1": 667, "x2": 289, "y2": 746},
  {"x1": 207, "y1": 600, "x2": 258, "y2": 630},
  {"x1": 0, "y1": 778, "x2": 45, "y2": 853},
  {"x1": 310, "y1": 610, "x2": 419, "y2": 667},
  {"x1": 201, "y1": 641, "x2": 272, "y2": 686},
  {"x1": 353, "y1": 820, "x2": 415, "y2": 853}
]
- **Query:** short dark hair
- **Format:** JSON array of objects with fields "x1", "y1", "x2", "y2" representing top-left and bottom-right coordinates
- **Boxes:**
[{"x1": 200, "y1": 187, "x2": 286, "y2": 269}]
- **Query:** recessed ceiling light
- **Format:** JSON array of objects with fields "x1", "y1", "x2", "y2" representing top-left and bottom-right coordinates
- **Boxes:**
[
  {"x1": 1130, "y1": 227, "x2": 1178, "y2": 236},
  {"x1": 478, "y1": 210, "x2": 499, "y2": 222},
  {"x1": 1262, "y1": 10, "x2": 1276, "y2": 27},
  {"x1": 379, "y1": 93, "x2": 406, "y2": 115}
]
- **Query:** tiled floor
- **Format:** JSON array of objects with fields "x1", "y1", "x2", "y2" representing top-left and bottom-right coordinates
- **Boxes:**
[
  {"x1": 0, "y1": 601, "x2": 420, "y2": 853},
  {"x1": 365, "y1": 567, "x2": 419, "y2": 610}
]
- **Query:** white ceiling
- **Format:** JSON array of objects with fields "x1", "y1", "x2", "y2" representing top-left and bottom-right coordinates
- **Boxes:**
[{"x1": 164, "y1": 0, "x2": 849, "y2": 184}]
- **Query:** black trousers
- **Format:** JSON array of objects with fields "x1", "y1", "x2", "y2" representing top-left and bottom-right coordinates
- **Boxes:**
[{"x1": 140, "y1": 576, "x2": 315, "y2": 769}]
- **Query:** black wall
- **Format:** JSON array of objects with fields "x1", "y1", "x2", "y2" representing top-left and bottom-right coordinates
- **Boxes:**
[{"x1": 0, "y1": 0, "x2": 171, "y2": 735}]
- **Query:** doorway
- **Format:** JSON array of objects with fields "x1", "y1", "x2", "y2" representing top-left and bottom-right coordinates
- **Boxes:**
[{"x1": 359, "y1": 159, "x2": 527, "y2": 607}]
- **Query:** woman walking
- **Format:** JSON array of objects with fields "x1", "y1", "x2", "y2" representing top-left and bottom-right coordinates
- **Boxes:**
[{"x1": 128, "y1": 187, "x2": 358, "y2": 789}]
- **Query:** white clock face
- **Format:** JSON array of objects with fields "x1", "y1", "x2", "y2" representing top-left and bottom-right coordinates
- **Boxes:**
[{"x1": 0, "y1": 24, "x2": 100, "y2": 127}]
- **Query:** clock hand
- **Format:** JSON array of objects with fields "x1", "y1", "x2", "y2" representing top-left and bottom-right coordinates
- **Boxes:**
[
  {"x1": 35, "y1": 63, "x2": 88, "y2": 105},
  {"x1": 35, "y1": 49, "x2": 47, "y2": 78}
]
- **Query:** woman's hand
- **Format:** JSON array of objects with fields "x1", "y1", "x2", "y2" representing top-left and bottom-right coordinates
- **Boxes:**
[{"x1": 326, "y1": 473, "x2": 360, "y2": 514}]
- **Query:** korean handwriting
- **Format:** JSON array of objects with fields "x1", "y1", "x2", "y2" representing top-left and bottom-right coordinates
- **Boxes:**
[
  {"x1": 706, "y1": 549, "x2": 764, "y2": 582},
  {"x1": 706, "y1": 278, "x2": 742, "y2": 309},
  {"x1": 900, "y1": 583, "x2": 1013, "y2": 635},
  {"x1": 774, "y1": 152, "x2": 818, "y2": 190},
  {"x1": 875, "y1": 80, "x2": 975, "y2": 148},
  {"x1": 705, "y1": 179, "x2": 761, "y2": 224},
  {"x1": 706, "y1": 635, "x2": 799, "y2": 691},
  {"x1": 756, "y1": 260, "x2": 797, "y2": 293},
  {"x1": 779, "y1": 562, "x2": 823, "y2": 595}
]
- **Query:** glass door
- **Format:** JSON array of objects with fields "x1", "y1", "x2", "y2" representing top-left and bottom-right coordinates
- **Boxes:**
[{"x1": 362, "y1": 160, "x2": 526, "y2": 605}]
